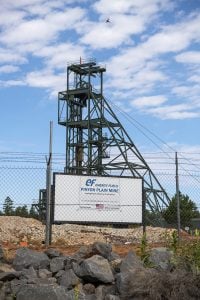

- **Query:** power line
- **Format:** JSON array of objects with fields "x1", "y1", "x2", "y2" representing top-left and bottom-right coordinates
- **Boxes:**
[{"x1": 109, "y1": 101, "x2": 200, "y2": 184}]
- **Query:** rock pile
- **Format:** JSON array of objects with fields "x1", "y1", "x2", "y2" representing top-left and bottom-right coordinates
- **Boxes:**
[
  {"x1": 0, "y1": 216, "x2": 177, "y2": 245},
  {"x1": 0, "y1": 242, "x2": 200, "y2": 300}
]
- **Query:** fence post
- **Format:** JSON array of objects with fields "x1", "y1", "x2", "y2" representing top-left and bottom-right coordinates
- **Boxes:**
[
  {"x1": 142, "y1": 183, "x2": 146, "y2": 235},
  {"x1": 175, "y1": 151, "x2": 181, "y2": 238},
  {"x1": 45, "y1": 121, "x2": 53, "y2": 247}
]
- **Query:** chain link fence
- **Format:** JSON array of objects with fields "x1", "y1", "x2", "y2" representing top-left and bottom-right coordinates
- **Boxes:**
[{"x1": 0, "y1": 152, "x2": 200, "y2": 243}]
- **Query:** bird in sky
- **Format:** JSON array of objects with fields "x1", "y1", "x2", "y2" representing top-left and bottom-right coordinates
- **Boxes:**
[{"x1": 106, "y1": 18, "x2": 111, "y2": 23}]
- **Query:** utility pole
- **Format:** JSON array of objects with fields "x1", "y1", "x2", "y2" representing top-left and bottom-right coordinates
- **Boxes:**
[
  {"x1": 175, "y1": 151, "x2": 181, "y2": 238},
  {"x1": 45, "y1": 121, "x2": 53, "y2": 247}
]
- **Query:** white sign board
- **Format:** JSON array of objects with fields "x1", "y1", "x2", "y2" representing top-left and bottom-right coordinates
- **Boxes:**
[{"x1": 54, "y1": 174, "x2": 143, "y2": 223}]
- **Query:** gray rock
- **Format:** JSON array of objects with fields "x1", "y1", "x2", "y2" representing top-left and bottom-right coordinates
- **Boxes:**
[
  {"x1": 116, "y1": 268, "x2": 159, "y2": 299},
  {"x1": 0, "y1": 271, "x2": 20, "y2": 282},
  {"x1": 59, "y1": 268, "x2": 80, "y2": 289},
  {"x1": 116, "y1": 271, "x2": 133, "y2": 296},
  {"x1": 5, "y1": 295, "x2": 14, "y2": 300},
  {"x1": 92, "y1": 242, "x2": 112, "y2": 259},
  {"x1": 86, "y1": 296, "x2": 97, "y2": 300},
  {"x1": 27, "y1": 277, "x2": 57, "y2": 285},
  {"x1": 38, "y1": 268, "x2": 52, "y2": 278},
  {"x1": 0, "y1": 245, "x2": 4, "y2": 261},
  {"x1": 110, "y1": 258, "x2": 122, "y2": 273},
  {"x1": 64, "y1": 256, "x2": 76, "y2": 270},
  {"x1": 120, "y1": 250, "x2": 143, "y2": 273},
  {"x1": 149, "y1": 247, "x2": 173, "y2": 271},
  {"x1": 105, "y1": 295, "x2": 120, "y2": 300},
  {"x1": 95, "y1": 284, "x2": 117, "y2": 299},
  {"x1": 107, "y1": 252, "x2": 121, "y2": 262},
  {"x1": 55, "y1": 270, "x2": 65, "y2": 278},
  {"x1": 16, "y1": 284, "x2": 67, "y2": 300},
  {"x1": 19, "y1": 266, "x2": 37, "y2": 280},
  {"x1": 44, "y1": 248, "x2": 61, "y2": 258},
  {"x1": 5, "y1": 295, "x2": 13, "y2": 300},
  {"x1": 73, "y1": 255, "x2": 114, "y2": 283},
  {"x1": 50, "y1": 256, "x2": 66, "y2": 273},
  {"x1": 0, "y1": 263, "x2": 15, "y2": 273},
  {"x1": 83, "y1": 283, "x2": 96, "y2": 294},
  {"x1": 0, "y1": 281, "x2": 11, "y2": 297},
  {"x1": 13, "y1": 248, "x2": 50, "y2": 271},
  {"x1": 10, "y1": 278, "x2": 27, "y2": 295},
  {"x1": 72, "y1": 245, "x2": 92, "y2": 262},
  {"x1": 65, "y1": 288, "x2": 87, "y2": 300},
  {"x1": 0, "y1": 283, "x2": 7, "y2": 300}
]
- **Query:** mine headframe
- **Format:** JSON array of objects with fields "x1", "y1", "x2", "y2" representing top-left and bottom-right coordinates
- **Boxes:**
[{"x1": 58, "y1": 58, "x2": 170, "y2": 212}]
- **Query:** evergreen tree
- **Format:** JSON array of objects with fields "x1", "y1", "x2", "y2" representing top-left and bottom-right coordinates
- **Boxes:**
[
  {"x1": 15, "y1": 205, "x2": 29, "y2": 217},
  {"x1": 29, "y1": 205, "x2": 39, "y2": 219},
  {"x1": 3, "y1": 196, "x2": 14, "y2": 216},
  {"x1": 163, "y1": 192, "x2": 200, "y2": 228}
]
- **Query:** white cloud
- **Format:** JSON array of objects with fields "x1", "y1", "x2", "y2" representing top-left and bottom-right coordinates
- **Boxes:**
[
  {"x1": 175, "y1": 51, "x2": 200, "y2": 64},
  {"x1": 131, "y1": 95, "x2": 167, "y2": 108},
  {"x1": 34, "y1": 43, "x2": 86, "y2": 70},
  {"x1": 148, "y1": 104, "x2": 200, "y2": 120},
  {"x1": 24, "y1": 69, "x2": 66, "y2": 98},
  {"x1": 80, "y1": 14, "x2": 144, "y2": 49},
  {"x1": 0, "y1": 9, "x2": 26, "y2": 27},
  {"x1": 0, "y1": 8, "x2": 85, "y2": 47},
  {"x1": 172, "y1": 84, "x2": 200, "y2": 105},
  {"x1": 100, "y1": 12, "x2": 200, "y2": 121},
  {"x1": 0, "y1": 65, "x2": 20, "y2": 74},
  {"x1": 0, "y1": 79, "x2": 25, "y2": 87},
  {"x1": 0, "y1": 0, "x2": 199, "y2": 123},
  {"x1": 0, "y1": 49, "x2": 27, "y2": 64},
  {"x1": 106, "y1": 59, "x2": 167, "y2": 95},
  {"x1": 107, "y1": 12, "x2": 200, "y2": 71},
  {"x1": 188, "y1": 75, "x2": 200, "y2": 84},
  {"x1": 93, "y1": 0, "x2": 173, "y2": 16},
  {"x1": 26, "y1": 69, "x2": 65, "y2": 89},
  {"x1": 79, "y1": 0, "x2": 174, "y2": 49}
]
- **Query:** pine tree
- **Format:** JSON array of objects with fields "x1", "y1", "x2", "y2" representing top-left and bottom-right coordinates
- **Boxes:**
[
  {"x1": 163, "y1": 192, "x2": 200, "y2": 227},
  {"x1": 15, "y1": 205, "x2": 29, "y2": 217},
  {"x1": 3, "y1": 196, "x2": 14, "y2": 216},
  {"x1": 29, "y1": 205, "x2": 39, "y2": 219}
]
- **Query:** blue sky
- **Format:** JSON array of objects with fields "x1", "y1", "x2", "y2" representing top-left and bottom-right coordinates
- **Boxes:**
[{"x1": 0, "y1": 0, "x2": 200, "y2": 159}]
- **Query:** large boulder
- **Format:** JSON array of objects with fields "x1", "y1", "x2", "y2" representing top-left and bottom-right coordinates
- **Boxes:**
[
  {"x1": 116, "y1": 268, "x2": 161, "y2": 299},
  {"x1": 120, "y1": 250, "x2": 143, "y2": 273},
  {"x1": 13, "y1": 248, "x2": 50, "y2": 271},
  {"x1": 73, "y1": 255, "x2": 114, "y2": 283},
  {"x1": 58, "y1": 269, "x2": 81, "y2": 290},
  {"x1": 92, "y1": 242, "x2": 112, "y2": 260},
  {"x1": 44, "y1": 248, "x2": 61, "y2": 258},
  {"x1": 50, "y1": 256, "x2": 66, "y2": 273},
  {"x1": 72, "y1": 245, "x2": 93, "y2": 262},
  {"x1": 148, "y1": 247, "x2": 173, "y2": 271},
  {"x1": 16, "y1": 284, "x2": 67, "y2": 300}
]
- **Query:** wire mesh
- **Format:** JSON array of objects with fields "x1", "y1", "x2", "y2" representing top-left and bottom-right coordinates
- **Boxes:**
[{"x1": 0, "y1": 152, "x2": 200, "y2": 244}]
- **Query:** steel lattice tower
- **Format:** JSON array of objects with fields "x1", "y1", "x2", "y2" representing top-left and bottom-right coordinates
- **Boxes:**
[{"x1": 58, "y1": 59, "x2": 170, "y2": 212}]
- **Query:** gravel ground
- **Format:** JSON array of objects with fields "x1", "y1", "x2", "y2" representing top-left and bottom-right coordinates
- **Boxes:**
[{"x1": 0, "y1": 216, "x2": 177, "y2": 246}]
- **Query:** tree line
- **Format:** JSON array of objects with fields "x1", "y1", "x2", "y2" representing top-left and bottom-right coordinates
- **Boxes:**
[
  {"x1": 0, "y1": 192, "x2": 199, "y2": 228},
  {"x1": 146, "y1": 192, "x2": 200, "y2": 228},
  {"x1": 0, "y1": 196, "x2": 39, "y2": 219}
]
